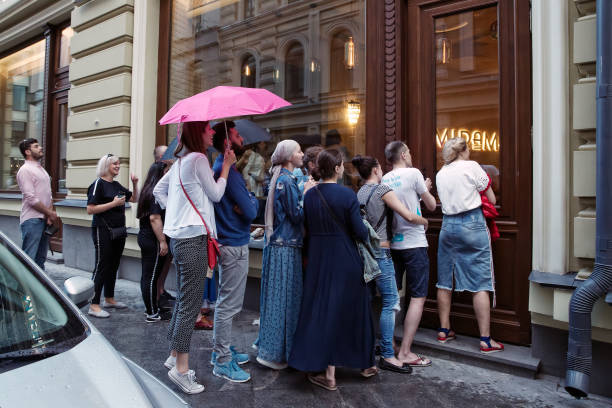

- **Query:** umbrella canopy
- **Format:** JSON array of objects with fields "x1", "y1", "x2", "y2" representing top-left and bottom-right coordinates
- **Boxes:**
[
  {"x1": 159, "y1": 86, "x2": 291, "y2": 125},
  {"x1": 211, "y1": 119, "x2": 271, "y2": 145}
]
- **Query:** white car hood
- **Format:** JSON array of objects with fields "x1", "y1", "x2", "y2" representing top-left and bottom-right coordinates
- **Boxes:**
[{"x1": 0, "y1": 329, "x2": 153, "y2": 408}]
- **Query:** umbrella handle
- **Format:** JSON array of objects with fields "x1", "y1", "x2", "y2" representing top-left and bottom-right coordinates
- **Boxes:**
[{"x1": 224, "y1": 120, "x2": 230, "y2": 148}]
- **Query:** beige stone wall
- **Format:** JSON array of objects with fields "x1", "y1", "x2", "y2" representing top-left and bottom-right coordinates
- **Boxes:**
[
  {"x1": 66, "y1": 0, "x2": 135, "y2": 200},
  {"x1": 569, "y1": 0, "x2": 597, "y2": 278},
  {"x1": 529, "y1": 0, "x2": 611, "y2": 340}
]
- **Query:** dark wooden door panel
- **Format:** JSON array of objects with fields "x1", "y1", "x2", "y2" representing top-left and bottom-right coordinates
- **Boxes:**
[{"x1": 405, "y1": 0, "x2": 532, "y2": 344}]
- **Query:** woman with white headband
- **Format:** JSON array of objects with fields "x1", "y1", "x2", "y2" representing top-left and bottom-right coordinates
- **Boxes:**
[{"x1": 255, "y1": 140, "x2": 315, "y2": 370}]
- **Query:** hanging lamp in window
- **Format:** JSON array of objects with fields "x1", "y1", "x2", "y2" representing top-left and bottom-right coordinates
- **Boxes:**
[
  {"x1": 344, "y1": 36, "x2": 355, "y2": 70},
  {"x1": 347, "y1": 100, "x2": 360, "y2": 125}
]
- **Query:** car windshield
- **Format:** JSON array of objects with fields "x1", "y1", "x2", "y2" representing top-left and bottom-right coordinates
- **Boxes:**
[{"x1": 0, "y1": 240, "x2": 87, "y2": 373}]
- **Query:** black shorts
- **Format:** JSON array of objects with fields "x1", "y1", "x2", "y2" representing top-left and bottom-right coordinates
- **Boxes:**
[{"x1": 391, "y1": 247, "x2": 429, "y2": 298}]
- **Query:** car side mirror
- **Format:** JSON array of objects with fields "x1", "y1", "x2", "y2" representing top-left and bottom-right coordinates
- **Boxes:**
[{"x1": 63, "y1": 276, "x2": 94, "y2": 308}]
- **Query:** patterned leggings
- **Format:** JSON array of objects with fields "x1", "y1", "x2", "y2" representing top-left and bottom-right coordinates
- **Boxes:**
[{"x1": 167, "y1": 235, "x2": 208, "y2": 353}]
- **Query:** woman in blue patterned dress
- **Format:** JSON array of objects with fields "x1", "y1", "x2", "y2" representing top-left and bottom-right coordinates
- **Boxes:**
[{"x1": 256, "y1": 140, "x2": 315, "y2": 369}]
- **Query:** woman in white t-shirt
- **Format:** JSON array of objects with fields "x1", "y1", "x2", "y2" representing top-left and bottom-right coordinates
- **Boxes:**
[{"x1": 435, "y1": 137, "x2": 503, "y2": 354}]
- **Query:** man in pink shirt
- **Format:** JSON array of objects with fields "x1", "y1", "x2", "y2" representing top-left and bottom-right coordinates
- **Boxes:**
[{"x1": 16, "y1": 138, "x2": 57, "y2": 270}]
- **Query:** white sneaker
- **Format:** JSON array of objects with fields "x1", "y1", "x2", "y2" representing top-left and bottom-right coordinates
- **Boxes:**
[
  {"x1": 103, "y1": 301, "x2": 127, "y2": 309},
  {"x1": 164, "y1": 355, "x2": 176, "y2": 369},
  {"x1": 88, "y1": 308, "x2": 110, "y2": 318},
  {"x1": 168, "y1": 367, "x2": 204, "y2": 394},
  {"x1": 256, "y1": 356, "x2": 288, "y2": 370}
]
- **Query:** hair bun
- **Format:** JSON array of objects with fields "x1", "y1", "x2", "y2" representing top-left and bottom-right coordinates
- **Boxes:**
[{"x1": 351, "y1": 155, "x2": 364, "y2": 167}]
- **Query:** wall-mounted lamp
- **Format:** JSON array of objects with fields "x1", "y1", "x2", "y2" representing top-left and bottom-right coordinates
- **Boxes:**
[
  {"x1": 347, "y1": 100, "x2": 360, "y2": 125},
  {"x1": 310, "y1": 59, "x2": 320, "y2": 73},
  {"x1": 243, "y1": 63, "x2": 251, "y2": 76},
  {"x1": 273, "y1": 67, "x2": 280, "y2": 83},
  {"x1": 344, "y1": 36, "x2": 355, "y2": 70},
  {"x1": 435, "y1": 37, "x2": 451, "y2": 65}
]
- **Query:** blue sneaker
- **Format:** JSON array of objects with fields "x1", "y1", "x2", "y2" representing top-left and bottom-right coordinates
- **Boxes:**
[
  {"x1": 210, "y1": 346, "x2": 249, "y2": 365},
  {"x1": 213, "y1": 359, "x2": 251, "y2": 383}
]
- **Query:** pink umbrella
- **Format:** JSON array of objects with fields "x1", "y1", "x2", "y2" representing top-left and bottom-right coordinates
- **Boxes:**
[{"x1": 159, "y1": 86, "x2": 291, "y2": 125}]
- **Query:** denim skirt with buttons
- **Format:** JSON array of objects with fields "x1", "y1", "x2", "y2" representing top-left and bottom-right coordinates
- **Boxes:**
[{"x1": 436, "y1": 207, "x2": 494, "y2": 293}]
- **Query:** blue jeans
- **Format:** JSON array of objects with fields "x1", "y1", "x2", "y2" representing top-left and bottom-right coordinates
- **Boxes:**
[
  {"x1": 375, "y1": 248, "x2": 400, "y2": 358},
  {"x1": 21, "y1": 218, "x2": 48, "y2": 270}
]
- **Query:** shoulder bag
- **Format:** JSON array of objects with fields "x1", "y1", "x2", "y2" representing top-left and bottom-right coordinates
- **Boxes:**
[
  {"x1": 178, "y1": 158, "x2": 220, "y2": 270},
  {"x1": 314, "y1": 186, "x2": 381, "y2": 282}
]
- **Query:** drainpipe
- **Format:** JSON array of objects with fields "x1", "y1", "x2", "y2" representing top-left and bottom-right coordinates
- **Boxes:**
[{"x1": 565, "y1": 0, "x2": 612, "y2": 399}]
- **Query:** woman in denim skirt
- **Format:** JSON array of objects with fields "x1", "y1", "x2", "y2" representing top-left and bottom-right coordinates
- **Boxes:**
[
  {"x1": 352, "y1": 155, "x2": 429, "y2": 373},
  {"x1": 435, "y1": 137, "x2": 504, "y2": 354}
]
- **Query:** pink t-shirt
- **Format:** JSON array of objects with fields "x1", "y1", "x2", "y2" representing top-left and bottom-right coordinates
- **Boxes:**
[{"x1": 16, "y1": 160, "x2": 52, "y2": 224}]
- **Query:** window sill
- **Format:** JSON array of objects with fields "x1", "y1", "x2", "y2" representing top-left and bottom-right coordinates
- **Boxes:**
[
  {"x1": 54, "y1": 199, "x2": 131, "y2": 208},
  {"x1": 529, "y1": 270, "x2": 612, "y2": 305}
]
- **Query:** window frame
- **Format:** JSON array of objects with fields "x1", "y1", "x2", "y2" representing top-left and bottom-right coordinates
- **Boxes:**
[{"x1": 0, "y1": 22, "x2": 71, "y2": 196}]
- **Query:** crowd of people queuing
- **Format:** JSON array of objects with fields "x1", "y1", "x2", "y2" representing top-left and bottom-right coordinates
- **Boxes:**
[{"x1": 15, "y1": 119, "x2": 502, "y2": 395}]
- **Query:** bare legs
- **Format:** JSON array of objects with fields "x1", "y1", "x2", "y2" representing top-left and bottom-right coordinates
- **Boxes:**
[
  {"x1": 437, "y1": 289, "x2": 501, "y2": 348},
  {"x1": 397, "y1": 297, "x2": 426, "y2": 363}
]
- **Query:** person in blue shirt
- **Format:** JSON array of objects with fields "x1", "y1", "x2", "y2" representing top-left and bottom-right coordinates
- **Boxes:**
[
  {"x1": 256, "y1": 140, "x2": 315, "y2": 370},
  {"x1": 209, "y1": 121, "x2": 259, "y2": 383}
]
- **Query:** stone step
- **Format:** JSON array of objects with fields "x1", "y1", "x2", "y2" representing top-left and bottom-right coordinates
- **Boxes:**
[
  {"x1": 46, "y1": 250, "x2": 64, "y2": 264},
  {"x1": 394, "y1": 326, "x2": 541, "y2": 378}
]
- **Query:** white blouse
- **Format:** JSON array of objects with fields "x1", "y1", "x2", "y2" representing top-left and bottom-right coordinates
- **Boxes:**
[
  {"x1": 436, "y1": 160, "x2": 490, "y2": 215},
  {"x1": 153, "y1": 152, "x2": 227, "y2": 239}
]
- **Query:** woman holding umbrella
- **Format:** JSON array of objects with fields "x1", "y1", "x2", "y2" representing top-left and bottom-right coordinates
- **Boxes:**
[{"x1": 154, "y1": 121, "x2": 235, "y2": 394}]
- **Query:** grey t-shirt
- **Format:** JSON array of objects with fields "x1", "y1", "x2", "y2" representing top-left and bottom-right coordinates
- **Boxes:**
[{"x1": 357, "y1": 183, "x2": 393, "y2": 242}]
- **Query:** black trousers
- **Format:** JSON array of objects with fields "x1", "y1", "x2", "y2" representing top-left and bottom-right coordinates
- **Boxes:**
[
  {"x1": 91, "y1": 226, "x2": 126, "y2": 304},
  {"x1": 137, "y1": 229, "x2": 168, "y2": 315}
]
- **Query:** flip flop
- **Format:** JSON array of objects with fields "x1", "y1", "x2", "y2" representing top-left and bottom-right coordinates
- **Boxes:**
[
  {"x1": 360, "y1": 367, "x2": 379, "y2": 378},
  {"x1": 437, "y1": 328, "x2": 456, "y2": 343},
  {"x1": 403, "y1": 355, "x2": 431, "y2": 367},
  {"x1": 308, "y1": 374, "x2": 337, "y2": 391}
]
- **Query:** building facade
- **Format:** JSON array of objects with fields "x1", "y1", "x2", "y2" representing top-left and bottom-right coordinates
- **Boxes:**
[{"x1": 0, "y1": 0, "x2": 609, "y2": 396}]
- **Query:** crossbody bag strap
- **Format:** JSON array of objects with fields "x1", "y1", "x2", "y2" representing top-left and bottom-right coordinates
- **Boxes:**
[
  {"x1": 178, "y1": 158, "x2": 212, "y2": 237},
  {"x1": 314, "y1": 186, "x2": 353, "y2": 239},
  {"x1": 363, "y1": 184, "x2": 386, "y2": 231}
]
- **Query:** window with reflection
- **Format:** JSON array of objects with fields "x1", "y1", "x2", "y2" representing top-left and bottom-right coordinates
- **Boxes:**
[
  {"x1": 241, "y1": 54, "x2": 257, "y2": 88},
  {"x1": 0, "y1": 40, "x2": 45, "y2": 191},
  {"x1": 167, "y1": 0, "x2": 367, "y2": 223},
  {"x1": 285, "y1": 42, "x2": 304, "y2": 100},
  {"x1": 330, "y1": 31, "x2": 353, "y2": 92},
  {"x1": 435, "y1": 6, "x2": 501, "y2": 199}
]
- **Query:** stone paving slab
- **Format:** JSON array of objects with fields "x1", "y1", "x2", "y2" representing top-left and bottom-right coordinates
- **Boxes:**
[{"x1": 44, "y1": 262, "x2": 612, "y2": 408}]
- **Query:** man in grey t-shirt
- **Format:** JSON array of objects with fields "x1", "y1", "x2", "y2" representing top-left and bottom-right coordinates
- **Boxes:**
[{"x1": 382, "y1": 141, "x2": 436, "y2": 367}]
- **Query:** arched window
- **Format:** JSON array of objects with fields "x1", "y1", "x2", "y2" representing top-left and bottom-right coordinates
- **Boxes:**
[
  {"x1": 285, "y1": 42, "x2": 304, "y2": 99},
  {"x1": 240, "y1": 54, "x2": 256, "y2": 88},
  {"x1": 330, "y1": 31, "x2": 353, "y2": 92}
]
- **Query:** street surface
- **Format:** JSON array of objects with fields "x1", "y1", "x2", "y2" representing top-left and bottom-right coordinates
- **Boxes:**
[{"x1": 45, "y1": 263, "x2": 612, "y2": 408}]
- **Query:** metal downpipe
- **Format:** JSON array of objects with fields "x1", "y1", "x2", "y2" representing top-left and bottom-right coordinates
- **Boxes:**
[{"x1": 565, "y1": 0, "x2": 612, "y2": 398}]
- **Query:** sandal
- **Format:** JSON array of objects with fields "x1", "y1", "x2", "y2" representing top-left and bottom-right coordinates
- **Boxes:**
[
  {"x1": 480, "y1": 336, "x2": 504, "y2": 354},
  {"x1": 308, "y1": 374, "x2": 337, "y2": 391},
  {"x1": 403, "y1": 355, "x2": 432, "y2": 367},
  {"x1": 360, "y1": 367, "x2": 379, "y2": 378},
  {"x1": 437, "y1": 328, "x2": 456, "y2": 343}
]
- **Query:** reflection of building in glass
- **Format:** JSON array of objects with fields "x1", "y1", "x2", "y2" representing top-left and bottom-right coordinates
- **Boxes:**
[
  {"x1": 435, "y1": 6, "x2": 500, "y2": 175},
  {"x1": 169, "y1": 0, "x2": 366, "y2": 163},
  {"x1": 0, "y1": 40, "x2": 45, "y2": 190}
]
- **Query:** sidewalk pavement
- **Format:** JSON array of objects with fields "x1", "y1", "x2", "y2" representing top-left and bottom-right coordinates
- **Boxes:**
[{"x1": 44, "y1": 262, "x2": 612, "y2": 408}]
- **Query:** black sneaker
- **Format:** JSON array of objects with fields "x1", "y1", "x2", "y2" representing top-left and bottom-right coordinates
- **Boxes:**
[
  {"x1": 145, "y1": 312, "x2": 162, "y2": 323},
  {"x1": 161, "y1": 291, "x2": 176, "y2": 301}
]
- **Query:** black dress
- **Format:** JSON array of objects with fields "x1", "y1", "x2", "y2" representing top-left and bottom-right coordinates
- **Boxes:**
[{"x1": 288, "y1": 183, "x2": 375, "y2": 371}]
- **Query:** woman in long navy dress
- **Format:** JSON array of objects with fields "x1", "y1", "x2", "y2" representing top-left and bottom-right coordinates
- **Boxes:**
[{"x1": 289, "y1": 148, "x2": 377, "y2": 391}]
